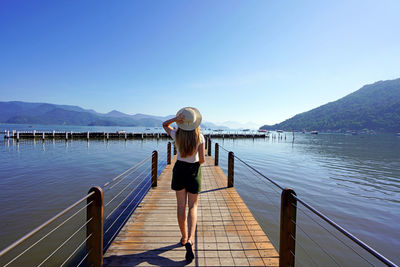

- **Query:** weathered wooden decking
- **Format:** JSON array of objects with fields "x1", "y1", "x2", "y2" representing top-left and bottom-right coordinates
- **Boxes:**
[{"x1": 103, "y1": 155, "x2": 279, "y2": 266}]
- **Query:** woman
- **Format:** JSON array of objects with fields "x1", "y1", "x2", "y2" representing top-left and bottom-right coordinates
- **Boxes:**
[{"x1": 162, "y1": 107, "x2": 205, "y2": 263}]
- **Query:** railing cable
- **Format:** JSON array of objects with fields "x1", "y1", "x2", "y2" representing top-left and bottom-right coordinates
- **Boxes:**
[
  {"x1": 105, "y1": 164, "x2": 152, "y2": 216},
  {"x1": 60, "y1": 232, "x2": 93, "y2": 267},
  {"x1": 293, "y1": 203, "x2": 375, "y2": 266},
  {"x1": 107, "y1": 158, "x2": 149, "y2": 190},
  {"x1": 105, "y1": 178, "x2": 151, "y2": 233},
  {"x1": 292, "y1": 219, "x2": 343, "y2": 266},
  {"x1": 2, "y1": 199, "x2": 93, "y2": 266},
  {"x1": 290, "y1": 233, "x2": 319, "y2": 267},
  {"x1": 36, "y1": 217, "x2": 93, "y2": 267},
  {"x1": 104, "y1": 178, "x2": 151, "y2": 249},
  {"x1": 77, "y1": 247, "x2": 92, "y2": 267},
  {"x1": 101, "y1": 155, "x2": 152, "y2": 190},
  {"x1": 290, "y1": 250, "x2": 302, "y2": 267},
  {"x1": 219, "y1": 145, "x2": 284, "y2": 191},
  {"x1": 105, "y1": 163, "x2": 151, "y2": 207},
  {"x1": 292, "y1": 194, "x2": 397, "y2": 267},
  {"x1": 235, "y1": 162, "x2": 281, "y2": 227},
  {"x1": 236, "y1": 157, "x2": 281, "y2": 196}
]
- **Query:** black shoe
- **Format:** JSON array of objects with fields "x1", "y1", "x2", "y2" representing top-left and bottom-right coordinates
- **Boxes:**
[
  {"x1": 185, "y1": 241, "x2": 194, "y2": 262},
  {"x1": 180, "y1": 237, "x2": 187, "y2": 246}
]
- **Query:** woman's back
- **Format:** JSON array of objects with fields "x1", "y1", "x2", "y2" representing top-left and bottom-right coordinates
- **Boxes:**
[{"x1": 170, "y1": 128, "x2": 205, "y2": 163}]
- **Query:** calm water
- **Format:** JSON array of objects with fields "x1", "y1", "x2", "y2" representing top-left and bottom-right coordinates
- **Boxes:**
[{"x1": 0, "y1": 124, "x2": 399, "y2": 266}]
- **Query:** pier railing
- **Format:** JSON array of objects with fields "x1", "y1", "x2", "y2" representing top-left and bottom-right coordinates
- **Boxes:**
[
  {"x1": 211, "y1": 139, "x2": 397, "y2": 267},
  {"x1": 0, "y1": 144, "x2": 170, "y2": 267}
]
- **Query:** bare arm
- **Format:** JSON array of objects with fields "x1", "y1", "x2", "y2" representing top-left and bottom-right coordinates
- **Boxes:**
[
  {"x1": 162, "y1": 114, "x2": 184, "y2": 136},
  {"x1": 198, "y1": 142, "x2": 205, "y2": 165}
]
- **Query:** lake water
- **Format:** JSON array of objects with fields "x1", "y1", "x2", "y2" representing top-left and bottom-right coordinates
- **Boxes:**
[{"x1": 0, "y1": 124, "x2": 399, "y2": 266}]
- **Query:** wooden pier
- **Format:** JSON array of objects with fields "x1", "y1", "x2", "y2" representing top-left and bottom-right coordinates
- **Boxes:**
[{"x1": 103, "y1": 155, "x2": 279, "y2": 266}]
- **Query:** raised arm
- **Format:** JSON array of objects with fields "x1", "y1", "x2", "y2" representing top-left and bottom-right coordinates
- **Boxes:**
[{"x1": 162, "y1": 114, "x2": 184, "y2": 136}]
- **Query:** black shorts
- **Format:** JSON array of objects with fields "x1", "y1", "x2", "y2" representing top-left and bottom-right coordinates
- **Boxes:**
[{"x1": 171, "y1": 160, "x2": 202, "y2": 194}]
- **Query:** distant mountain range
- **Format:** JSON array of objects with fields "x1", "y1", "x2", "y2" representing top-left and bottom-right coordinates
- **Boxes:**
[
  {"x1": 260, "y1": 78, "x2": 400, "y2": 133},
  {"x1": 215, "y1": 121, "x2": 260, "y2": 130},
  {"x1": 0, "y1": 101, "x2": 224, "y2": 129}
]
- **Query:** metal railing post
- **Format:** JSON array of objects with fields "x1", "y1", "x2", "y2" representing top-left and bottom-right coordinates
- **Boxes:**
[
  {"x1": 215, "y1": 143, "x2": 219, "y2": 166},
  {"x1": 228, "y1": 152, "x2": 234, "y2": 187},
  {"x1": 208, "y1": 138, "x2": 212, "y2": 156},
  {"x1": 86, "y1": 186, "x2": 103, "y2": 267},
  {"x1": 279, "y1": 188, "x2": 297, "y2": 267},
  {"x1": 152, "y1": 150, "x2": 158, "y2": 187},
  {"x1": 167, "y1": 142, "x2": 171, "y2": 165}
]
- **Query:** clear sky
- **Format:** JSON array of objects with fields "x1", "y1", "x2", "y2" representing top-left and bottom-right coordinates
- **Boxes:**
[{"x1": 1, "y1": 0, "x2": 399, "y2": 126}]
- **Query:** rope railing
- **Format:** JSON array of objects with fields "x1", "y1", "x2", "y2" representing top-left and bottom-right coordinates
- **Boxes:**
[
  {"x1": 214, "y1": 141, "x2": 398, "y2": 267},
  {"x1": 0, "y1": 142, "x2": 173, "y2": 267}
]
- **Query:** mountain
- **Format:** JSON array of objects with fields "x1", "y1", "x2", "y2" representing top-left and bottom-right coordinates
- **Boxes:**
[
  {"x1": 106, "y1": 110, "x2": 175, "y2": 121},
  {"x1": 106, "y1": 110, "x2": 133, "y2": 118},
  {"x1": 0, "y1": 101, "x2": 168, "y2": 127},
  {"x1": 217, "y1": 121, "x2": 260, "y2": 130},
  {"x1": 0, "y1": 101, "x2": 228, "y2": 129},
  {"x1": 8, "y1": 108, "x2": 120, "y2": 126},
  {"x1": 200, "y1": 121, "x2": 229, "y2": 130},
  {"x1": 260, "y1": 78, "x2": 400, "y2": 133}
]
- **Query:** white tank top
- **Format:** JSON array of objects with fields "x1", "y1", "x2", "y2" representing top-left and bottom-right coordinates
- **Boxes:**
[{"x1": 170, "y1": 129, "x2": 205, "y2": 163}]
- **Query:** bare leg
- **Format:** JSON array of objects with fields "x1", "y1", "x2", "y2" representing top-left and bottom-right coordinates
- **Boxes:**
[
  {"x1": 187, "y1": 192, "x2": 199, "y2": 244},
  {"x1": 175, "y1": 189, "x2": 188, "y2": 243}
]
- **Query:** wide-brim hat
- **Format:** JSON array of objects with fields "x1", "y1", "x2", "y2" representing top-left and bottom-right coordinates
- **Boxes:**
[{"x1": 176, "y1": 107, "x2": 202, "y2": 131}]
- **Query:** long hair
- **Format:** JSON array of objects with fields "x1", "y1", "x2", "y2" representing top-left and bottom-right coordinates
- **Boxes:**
[{"x1": 175, "y1": 127, "x2": 201, "y2": 158}]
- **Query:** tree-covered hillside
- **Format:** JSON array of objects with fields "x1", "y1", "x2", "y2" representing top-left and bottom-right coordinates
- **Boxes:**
[{"x1": 260, "y1": 78, "x2": 400, "y2": 133}]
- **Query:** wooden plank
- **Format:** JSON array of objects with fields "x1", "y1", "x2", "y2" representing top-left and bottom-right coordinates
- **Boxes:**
[{"x1": 103, "y1": 155, "x2": 279, "y2": 266}]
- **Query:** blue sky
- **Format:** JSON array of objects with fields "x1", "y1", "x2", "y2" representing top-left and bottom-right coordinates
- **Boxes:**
[{"x1": 1, "y1": 0, "x2": 399, "y2": 126}]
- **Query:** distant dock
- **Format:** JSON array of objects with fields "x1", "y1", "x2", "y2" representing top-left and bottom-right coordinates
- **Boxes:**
[{"x1": 2, "y1": 130, "x2": 268, "y2": 141}]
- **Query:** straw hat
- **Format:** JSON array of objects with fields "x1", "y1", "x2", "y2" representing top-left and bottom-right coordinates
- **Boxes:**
[{"x1": 176, "y1": 107, "x2": 202, "y2": 131}]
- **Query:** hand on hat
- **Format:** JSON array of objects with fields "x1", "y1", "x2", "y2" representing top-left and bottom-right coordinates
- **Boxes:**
[{"x1": 176, "y1": 113, "x2": 185, "y2": 124}]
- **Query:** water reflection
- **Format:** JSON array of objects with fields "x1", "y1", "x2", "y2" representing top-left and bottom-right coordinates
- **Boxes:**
[{"x1": 290, "y1": 134, "x2": 400, "y2": 198}]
